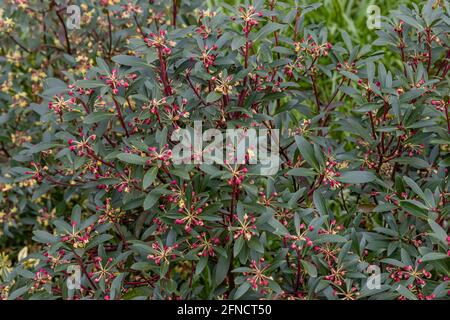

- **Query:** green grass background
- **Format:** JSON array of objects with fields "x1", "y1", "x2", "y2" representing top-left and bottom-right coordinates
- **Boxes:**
[{"x1": 206, "y1": 0, "x2": 420, "y2": 47}]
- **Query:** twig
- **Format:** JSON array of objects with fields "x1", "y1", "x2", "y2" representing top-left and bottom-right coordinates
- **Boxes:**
[
  {"x1": 186, "y1": 73, "x2": 208, "y2": 107},
  {"x1": 7, "y1": 34, "x2": 31, "y2": 53},
  {"x1": 310, "y1": 74, "x2": 321, "y2": 113},
  {"x1": 73, "y1": 251, "x2": 97, "y2": 290},
  {"x1": 172, "y1": 0, "x2": 177, "y2": 28},
  {"x1": 0, "y1": 142, "x2": 11, "y2": 158},
  {"x1": 55, "y1": 9, "x2": 72, "y2": 54},
  {"x1": 107, "y1": 10, "x2": 113, "y2": 58},
  {"x1": 112, "y1": 97, "x2": 130, "y2": 137}
]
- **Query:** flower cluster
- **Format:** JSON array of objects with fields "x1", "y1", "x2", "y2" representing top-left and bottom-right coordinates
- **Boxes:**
[
  {"x1": 60, "y1": 222, "x2": 95, "y2": 249},
  {"x1": 144, "y1": 30, "x2": 176, "y2": 56},
  {"x1": 232, "y1": 213, "x2": 257, "y2": 241},
  {"x1": 99, "y1": 69, "x2": 131, "y2": 95},
  {"x1": 244, "y1": 259, "x2": 273, "y2": 292},
  {"x1": 147, "y1": 242, "x2": 179, "y2": 266}
]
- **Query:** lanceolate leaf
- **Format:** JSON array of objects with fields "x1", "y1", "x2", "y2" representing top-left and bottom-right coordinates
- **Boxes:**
[
  {"x1": 336, "y1": 171, "x2": 376, "y2": 184},
  {"x1": 117, "y1": 153, "x2": 147, "y2": 165},
  {"x1": 295, "y1": 136, "x2": 319, "y2": 170}
]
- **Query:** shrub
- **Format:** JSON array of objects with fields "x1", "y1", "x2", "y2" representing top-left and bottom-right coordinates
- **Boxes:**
[{"x1": 0, "y1": 0, "x2": 449, "y2": 300}]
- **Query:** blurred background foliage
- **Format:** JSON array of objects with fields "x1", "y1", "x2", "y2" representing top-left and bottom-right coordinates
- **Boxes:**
[
  {"x1": 207, "y1": 0, "x2": 421, "y2": 61},
  {"x1": 207, "y1": 0, "x2": 421, "y2": 40}
]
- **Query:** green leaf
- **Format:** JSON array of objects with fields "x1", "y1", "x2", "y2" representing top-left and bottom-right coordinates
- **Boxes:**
[
  {"x1": 131, "y1": 262, "x2": 152, "y2": 271},
  {"x1": 122, "y1": 287, "x2": 152, "y2": 300},
  {"x1": 247, "y1": 237, "x2": 264, "y2": 254},
  {"x1": 253, "y1": 22, "x2": 285, "y2": 42},
  {"x1": 287, "y1": 168, "x2": 317, "y2": 177},
  {"x1": 143, "y1": 187, "x2": 170, "y2": 210},
  {"x1": 301, "y1": 260, "x2": 317, "y2": 277},
  {"x1": 117, "y1": 153, "x2": 147, "y2": 165},
  {"x1": 428, "y1": 219, "x2": 448, "y2": 245},
  {"x1": 74, "y1": 80, "x2": 105, "y2": 88},
  {"x1": 32, "y1": 230, "x2": 58, "y2": 244},
  {"x1": 336, "y1": 171, "x2": 376, "y2": 184},
  {"x1": 295, "y1": 136, "x2": 319, "y2": 170},
  {"x1": 233, "y1": 282, "x2": 251, "y2": 299},
  {"x1": 315, "y1": 234, "x2": 347, "y2": 244},
  {"x1": 395, "y1": 284, "x2": 417, "y2": 300},
  {"x1": 421, "y1": 252, "x2": 449, "y2": 262},
  {"x1": 313, "y1": 190, "x2": 327, "y2": 216},
  {"x1": 268, "y1": 280, "x2": 282, "y2": 293},
  {"x1": 233, "y1": 236, "x2": 244, "y2": 257},
  {"x1": 110, "y1": 273, "x2": 125, "y2": 300},
  {"x1": 112, "y1": 55, "x2": 149, "y2": 68},
  {"x1": 215, "y1": 254, "x2": 230, "y2": 285},
  {"x1": 83, "y1": 112, "x2": 114, "y2": 124},
  {"x1": 85, "y1": 234, "x2": 113, "y2": 250},
  {"x1": 195, "y1": 256, "x2": 208, "y2": 276},
  {"x1": 143, "y1": 193, "x2": 158, "y2": 210},
  {"x1": 206, "y1": 91, "x2": 221, "y2": 103},
  {"x1": 399, "y1": 200, "x2": 428, "y2": 219},
  {"x1": 171, "y1": 168, "x2": 190, "y2": 180},
  {"x1": 143, "y1": 167, "x2": 158, "y2": 189},
  {"x1": 394, "y1": 157, "x2": 430, "y2": 169},
  {"x1": 28, "y1": 142, "x2": 62, "y2": 154},
  {"x1": 268, "y1": 217, "x2": 290, "y2": 236},
  {"x1": 8, "y1": 286, "x2": 29, "y2": 300},
  {"x1": 403, "y1": 176, "x2": 428, "y2": 205},
  {"x1": 397, "y1": 14, "x2": 423, "y2": 31}
]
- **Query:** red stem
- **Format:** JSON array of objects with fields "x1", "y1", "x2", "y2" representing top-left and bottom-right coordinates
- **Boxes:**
[
  {"x1": 310, "y1": 74, "x2": 320, "y2": 113},
  {"x1": 445, "y1": 104, "x2": 450, "y2": 134},
  {"x1": 158, "y1": 49, "x2": 172, "y2": 96},
  {"x1": 172, "y1": 0, "x2": 177, "y2": 28},
  {"x1": 112, "y1": 97, "x2": 130, "y2": 137}
]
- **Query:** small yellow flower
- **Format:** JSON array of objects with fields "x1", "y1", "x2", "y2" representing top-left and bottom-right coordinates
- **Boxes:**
[
  {"x1": 0, "y1": 184, "x2": 13, "y2": 192},
  {"x1": 0, "y1": 252, "x2": 12, "y2": 281}
]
